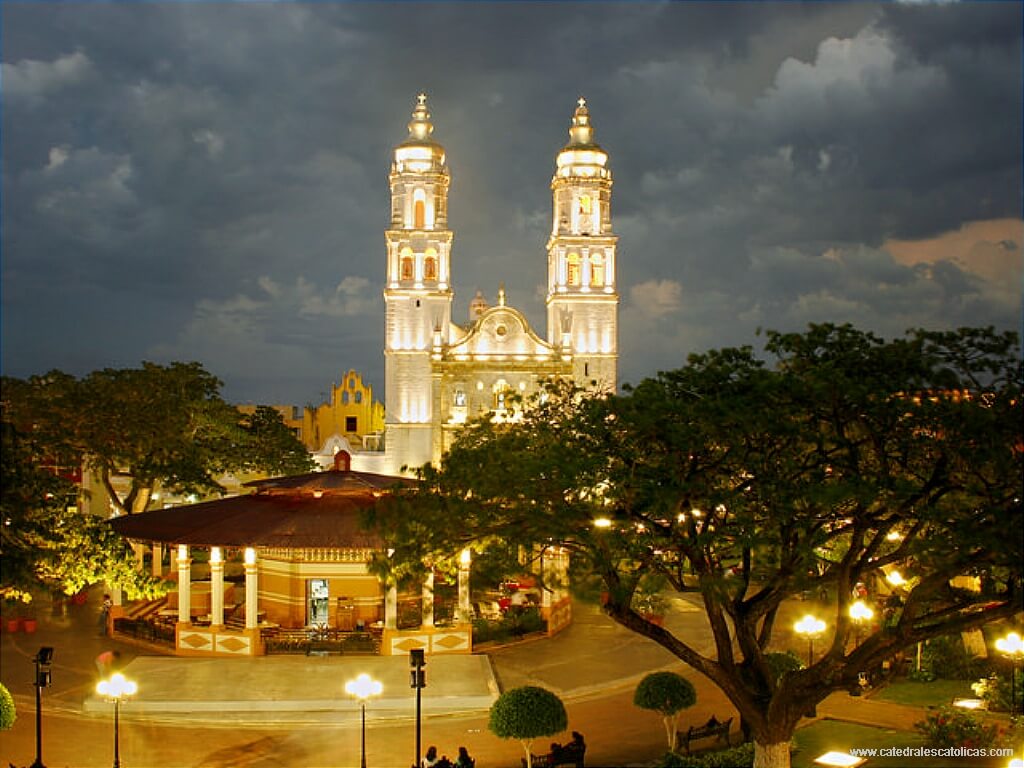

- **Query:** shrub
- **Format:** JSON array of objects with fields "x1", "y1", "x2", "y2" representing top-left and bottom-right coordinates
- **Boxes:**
[
  {"x1": 0, "y1": 682, "x2": 15, "y2": 730},
  {"x1": 634, "y1": 671, "x2": 697, "y2": 749},
  {"x1": 489, "y1": 686, "x2": 567, "y2": 768},
  {"x1": 914, "y1": 707, "x2": 999, "y2": 749},
  {"x1": 765, "y1": 651, "x2": 804, "y2": 683},
  {"x1": 656, "y1": 743, "x2": 755, "y2": 767},
  {"x1": 971, "y1": 673, "x2": 1024, "y2": 713},
  {"x1": 919, "y1": 635, "x2": 988, "y2": 681}
]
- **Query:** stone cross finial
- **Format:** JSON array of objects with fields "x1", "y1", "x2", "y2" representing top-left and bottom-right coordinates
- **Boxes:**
[
  {"x1": 417, "y1": 92, "x2": 427, "y2": 106},
  {"x1": 577, "y1": 96, "x2": 586, "y2": 109}
]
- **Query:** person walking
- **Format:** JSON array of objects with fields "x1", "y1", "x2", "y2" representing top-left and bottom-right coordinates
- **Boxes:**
[
  {"x1": 94, "y1": 650, "x2": 121, "y2": 678},
  {"x1": 99, "y1": 593, "x2": 113, "y2": 636}
]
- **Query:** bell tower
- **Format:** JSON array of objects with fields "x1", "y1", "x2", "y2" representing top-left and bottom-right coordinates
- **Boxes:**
[
  {"x1": 384, "y1": 93, "x2": 453, "y2": 469},
  {"x1": 546, "y1": 97, "x2": 619, "y2": 391}
]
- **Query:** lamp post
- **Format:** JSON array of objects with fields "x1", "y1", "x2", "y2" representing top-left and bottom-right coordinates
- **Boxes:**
[
  {"x1": 96, "y1": 672, "x2": 137, "y2": 768},
  {"x1": 345, "y1": 673, "x2": 382, "y2": 768},
  {"x1": 794, "y1": 615, "x2": 826, "y2": 667},
  {"x1": 849, "y1": 600, "x2": 874, "y2": 647},
  {"x1": 29, "y1": 646, "x2": 53, "y2": 768},
  {"x1": 995, "y1": 631, "x2": 1024, "y2": 715},
  {"x1": 410, "y1": 649, "x2": 427, "y2": 768}
]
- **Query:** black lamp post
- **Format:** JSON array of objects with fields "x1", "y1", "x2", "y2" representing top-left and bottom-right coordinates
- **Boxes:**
[
  {"x1": 410, "y1": 649, "x2": 427, "y2": 768},
  {"x1": 345, "y1": 673, "x2": 382, "y2": 768},
  {"x1": 29, "y1": 646, "x2": 53, "y2": 768},
  {"x1": 96, "y1": 672, "x2": 136, "y2": 768}
]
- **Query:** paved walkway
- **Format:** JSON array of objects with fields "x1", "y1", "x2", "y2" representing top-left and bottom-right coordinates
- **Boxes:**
[{"x1": 0, "y1": 589, "x2": 938, "y2": 768}]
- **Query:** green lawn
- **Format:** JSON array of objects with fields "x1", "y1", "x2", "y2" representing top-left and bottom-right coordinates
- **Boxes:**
[
  {"x1": 791, "y1": 719, "x2": 1003, "y2": 768},
  {"x1": 872, "y1": 679, "x2": 975, "y2": 707}
]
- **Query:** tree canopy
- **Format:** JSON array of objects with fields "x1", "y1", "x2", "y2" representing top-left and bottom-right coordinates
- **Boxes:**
[
  {"x1": 1, "y1": 421, "x2": 166, "y2": 602},
  {"x1": 634, "y1": 671, "x2": 697, "y2": 750},
  {"x1": 371, "y1": 324, "x2": 1023, "y2": 768},
  {"x1": 3, "y1": 362, "x2": 313, "y2": 515},
  {"x1": 488, "y1": 685, "x2": 568, "y2": 768}
]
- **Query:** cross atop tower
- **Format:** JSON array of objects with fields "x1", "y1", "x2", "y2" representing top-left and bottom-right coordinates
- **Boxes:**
[
  {"x1": 417, "y1": 92, "x2": 427, "y2": 106},
  {"x1": 577, "y1": 96, "x2": 586, "y2": 109}
]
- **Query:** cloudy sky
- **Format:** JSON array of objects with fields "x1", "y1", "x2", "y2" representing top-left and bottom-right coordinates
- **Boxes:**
[{"x1": 2, "y1": 2, "x2": 1021, "y2": 405}]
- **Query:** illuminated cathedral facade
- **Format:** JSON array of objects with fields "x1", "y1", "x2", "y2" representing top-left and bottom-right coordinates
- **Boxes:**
[{"x1": 370, "y1": 94, "x2": 619, "y2": 476}]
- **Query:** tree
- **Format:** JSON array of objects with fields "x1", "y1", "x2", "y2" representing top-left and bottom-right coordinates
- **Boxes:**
[
  {"x1": 488, "y1": 686, "x2": 568, "y2": 768},
  {"x1": 241, "y1": 405, "x2": 316, "y2": 477},
  {"x1": 0, "y1": 421, "x2": 167, "y2": 603},
  {"x1": 634, "y1": 671, "x2": 697, "y2": 750},
  {"x1": 3, "y1": 362, "x2": 313, "y2": 515},
  {"x1": 373, "y1": 325, "x2": 1023, "y2": 768},
  {"x1": 0, "y1": 682, "x2": 15, "y2": 730}
]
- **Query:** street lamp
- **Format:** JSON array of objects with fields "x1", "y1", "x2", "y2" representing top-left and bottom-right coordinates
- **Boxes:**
[
  {"x1": 410, "y1": 649, "x2": 427, "y2": 768},
  {"x1": 995, "y1": 631, "x2": 1024, "y2": 714},
  {"x1": 794, "y1": 615, "x2": 826, "y2": 667},
  {"x1": 345, "y1": 673, "x2": 382, "y2": 768},
  {"x1": 96, "y1": 672, "x2": 137, "y2": 768},
  {"x1": 849, "y1": 600, "x2": 874, "y2": 646},
  {"x1": 30, "y1": 646, "x2": 53, "y2": 768}
]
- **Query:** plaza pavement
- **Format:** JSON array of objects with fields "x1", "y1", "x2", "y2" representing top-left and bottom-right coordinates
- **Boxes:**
[{"x1": 0, "y1": 589, "x2": 934, "y2": 768}]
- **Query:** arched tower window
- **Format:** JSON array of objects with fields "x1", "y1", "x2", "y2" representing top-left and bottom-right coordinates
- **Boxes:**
[
  {"x1": 424, "y1": 248, "x2": 438, "y2": 281},
  {"x1": 400, "y1": 247, "x2": 414, "y2": 281},
  {"x1": 413, "y1": 188, "x2": 427, "y2": 229},
  {"x1": 567, "y1": 253, "x2": 581, "y2": 287},
  {"x1": 590, "y1": 252, "x2": 605, "y2": 287}
]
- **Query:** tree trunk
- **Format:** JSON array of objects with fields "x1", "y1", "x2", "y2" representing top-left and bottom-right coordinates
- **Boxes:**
[
  {"x1": 521, "y1": 739, "x2": 534, "y2": 768},
  {"x1": 663, "y1": 715, "x2": 676, "y2": 751},
  {"x1": 753, "y1": 741, "x2": 791, "y2": 768}
]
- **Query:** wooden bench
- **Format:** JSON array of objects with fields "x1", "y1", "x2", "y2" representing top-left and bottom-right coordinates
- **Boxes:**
[
  {"x1": 677, "y1": 716, "x2": 732, "y2": 754},
  {"x1": 522, "y1": 740, "x2": 585, "y2": 768}
]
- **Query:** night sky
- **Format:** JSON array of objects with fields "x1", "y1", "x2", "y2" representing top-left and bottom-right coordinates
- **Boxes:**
[{"x1": 2, "y1": 2, "x2": 1021, "y2": 406}]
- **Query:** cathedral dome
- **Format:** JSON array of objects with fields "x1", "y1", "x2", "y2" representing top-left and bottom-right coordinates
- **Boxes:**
[
  {"x1": 555, "y1": 97, "x2": 609, "y2": 179},
  {"x1": 394, "y1": 93, "x2": 446, "y2": 173}
]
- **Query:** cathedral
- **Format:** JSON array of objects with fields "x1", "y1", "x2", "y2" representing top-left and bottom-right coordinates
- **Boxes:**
[{"x1": 358, "y1": 94, "x2": 620, "y2": 476}]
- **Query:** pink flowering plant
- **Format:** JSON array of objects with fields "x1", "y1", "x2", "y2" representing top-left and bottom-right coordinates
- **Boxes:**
[{"x1": 915, "y1": 707, "x2": 999, "y2": 750}]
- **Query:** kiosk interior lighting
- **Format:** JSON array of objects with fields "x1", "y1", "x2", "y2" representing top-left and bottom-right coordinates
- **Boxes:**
[
  {"x1": 813, "y1": 752, "x2": 866, "y2": 767},
  {"x1": 593, "y1": 517, "x2": 612, "y2": 529},
  {"x1": 886, "y1": 571, "x2": 906, "y2": 587}
]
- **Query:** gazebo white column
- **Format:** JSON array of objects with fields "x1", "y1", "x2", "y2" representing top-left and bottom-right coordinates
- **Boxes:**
[
  {"x1": 151, "y1": 543, "x2": 163, "y2": 578},
  {"x1": 456, "y1": 549, "x2": 472, "y2": 625},
  {"x1": 133, "y1": 542, "x2": 145, "y2": 571},
  {"x1": 244, "y1": 548, "x2": 258, "y2": 630},
  {"x1": 176, "y1": 545, "x2": 191, "y2": 624},
  {"x1": 210, "y1": 546, "x2": 225, "y2": 628},
  {"x1": 421, "y1": 571, "x2": 435, "y2": 628},
  {"x1": 385, "y1": 585, "x2": 397, "y2": 630}
]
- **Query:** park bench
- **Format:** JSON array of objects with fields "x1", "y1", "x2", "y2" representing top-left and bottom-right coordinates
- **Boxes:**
[
  {"x1": 521, "y1": 739, "x2": 585, "y2": 768},
  {"x1": 677, "y1": 715, "x2": 733, "y2": 754}
]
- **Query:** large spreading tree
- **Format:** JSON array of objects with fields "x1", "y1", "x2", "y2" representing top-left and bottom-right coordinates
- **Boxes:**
[
  {"x1": 3, "y1": 361, "x2": 313, "y2": 516},
  {"x1": 370, "y1": 325, "x2": 1022, "y2": 768},
  {"x1": 1, "y1": 421, "x2": 166, "y2": 603}
]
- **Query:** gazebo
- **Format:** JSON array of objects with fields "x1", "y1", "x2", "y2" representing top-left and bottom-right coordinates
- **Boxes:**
[{"x1": 109, "y1": 452, "x2": 475, "y2": 657}]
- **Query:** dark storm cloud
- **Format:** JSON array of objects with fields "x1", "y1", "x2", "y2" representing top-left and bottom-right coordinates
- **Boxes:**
[{"x1": 2, "y1": 2, "x2": 1020, "y2": 402}]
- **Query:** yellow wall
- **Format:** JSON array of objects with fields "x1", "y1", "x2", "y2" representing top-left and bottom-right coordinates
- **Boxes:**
[
  {"x1": 303, "y1": 369, "x2": 385, "y2": 452},
  {"x1": 236, "y1": 404, "x2": 305, "y2": 445},
  {"x1": 258, "y1": 557, "x2": 383, "y2": 628}
]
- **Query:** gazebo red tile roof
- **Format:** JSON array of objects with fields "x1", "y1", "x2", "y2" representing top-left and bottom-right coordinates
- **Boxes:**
[{"x1": 110, "y1": 464, "x2": 414, "y2": 549}]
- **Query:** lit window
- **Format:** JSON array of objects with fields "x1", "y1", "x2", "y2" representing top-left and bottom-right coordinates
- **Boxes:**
[
  {"x1": 567, "y1": 253, "x2": 581, "y2": 286},
  {"x1": 578, "y1": 195, "x2": 591, "y2": 215},
  {"x1": 424, "y1": 256, "x2": 437, "y2": 281},
  {"x1": 454, "y1": 390, "x2": 466, "y2": 407},
  {"x1": 590, "y1": 252, "x2": 604, "y2": 287},
  {"x1": 401, "y1": 256, "x2": 414, "y2": 281}
]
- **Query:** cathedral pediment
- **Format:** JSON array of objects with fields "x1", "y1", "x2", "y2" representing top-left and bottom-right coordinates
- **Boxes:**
[{"x1": 445, "y1": 304, "x2": 558, "y2": 361}]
